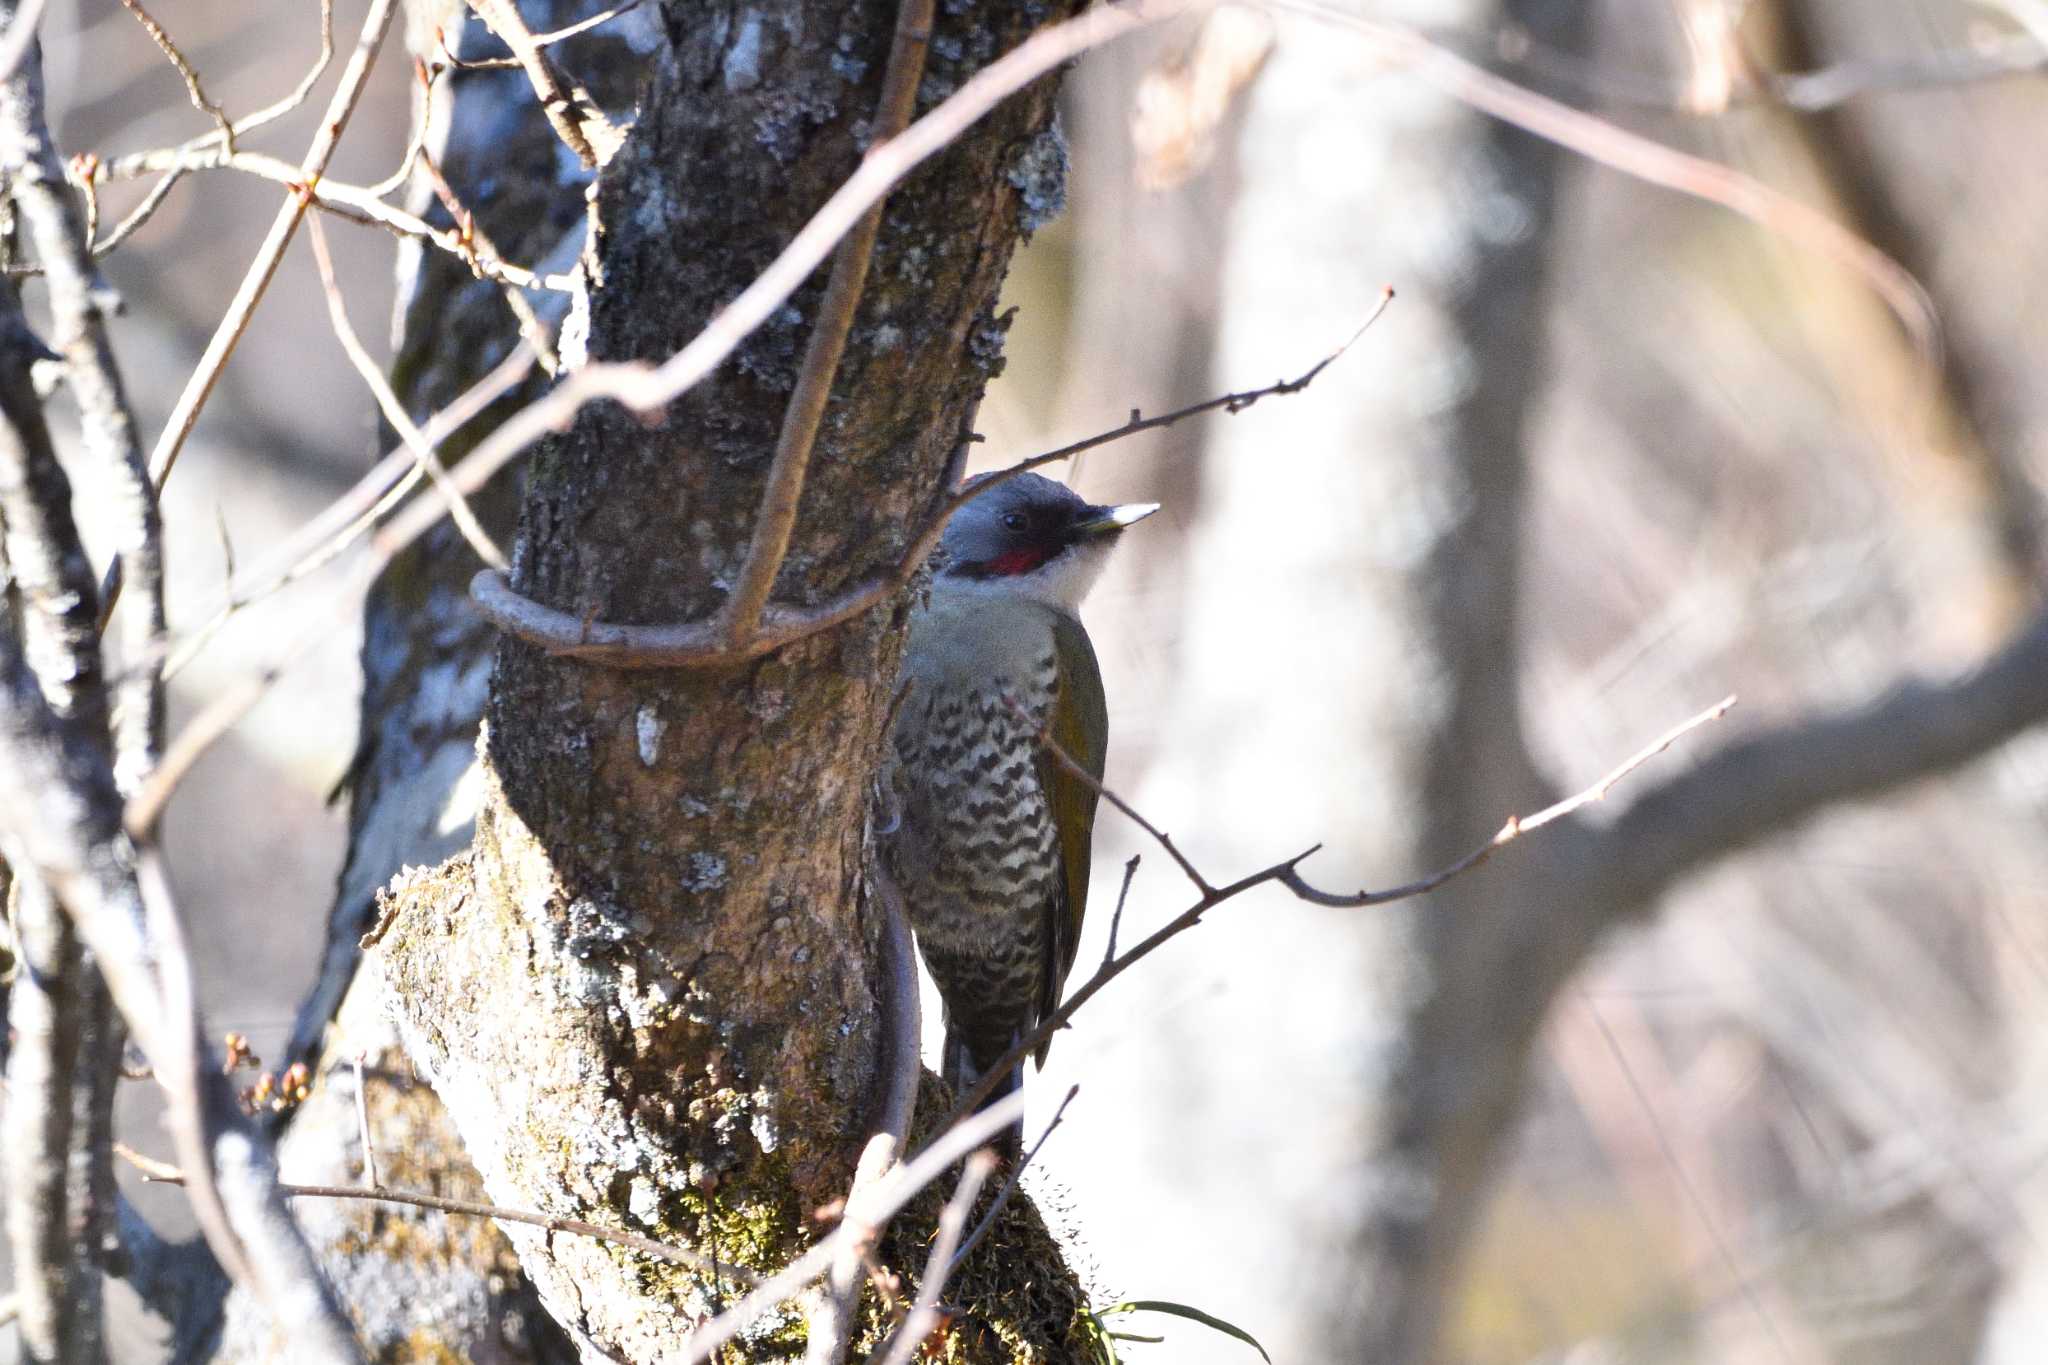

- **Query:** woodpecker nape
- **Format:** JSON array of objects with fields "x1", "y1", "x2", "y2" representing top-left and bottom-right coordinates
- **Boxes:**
[{"x1": 880, "y1": 472, "x2": 1157, "y2": 1149}]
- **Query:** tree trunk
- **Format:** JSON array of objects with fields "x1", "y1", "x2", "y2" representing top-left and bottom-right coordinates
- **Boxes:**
[{"x1": 361, "y1": 0, "x2": 1089, "y2": 1359}]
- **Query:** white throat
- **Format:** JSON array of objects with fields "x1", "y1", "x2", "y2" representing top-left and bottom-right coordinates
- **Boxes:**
[{"x1": 934, "y1": 536, "x2": 1117, "y2": 616}]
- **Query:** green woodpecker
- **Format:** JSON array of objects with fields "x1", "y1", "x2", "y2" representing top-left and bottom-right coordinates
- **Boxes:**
[{"x1": 880, "y1": 472, "x2": 1157, "y2": 1125}]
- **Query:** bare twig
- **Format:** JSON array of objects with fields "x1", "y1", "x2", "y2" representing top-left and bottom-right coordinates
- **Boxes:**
[
  {"x1": 675, "y1": 1093, "x2": 1026, "y2": 1365},
  {"x1": 0, "y1": 0, "x2": 337, "y2": 279},
  {"x1": 119, "y1": 1143, "x2": 746, "y2": 1282},
  {"x1": 465, "y1": 0, "x2": 615, "y2": 167},
  {"x1": 718, "y1": 0, "x2": 936, "y2": 649},
  {"x1": 443, "y1": 0, "x2": 646, "y2": 65},
  {"x1": 467, "y1": 286, "x2": 1383, "y2": 667},
  {"x1": 232, "y1": 0, "x2": 337, "y2": 138},
  {"x1": 90, "y1": 164, "x2": 185, "y2": 256},
  {"x1": 1102, "y1": 856, "x2": 1139, "y2": 965},
  {"x1": 939, "y1": 698, "x2": 1739, "y2": 1125},
  {"x1": 946, "y1": 1084, "x2": 1078, "y2": 1276},
  {"x1": 122, "y1": 650, "x2": 291, "y2": 837},
  {"x1": 2, "y1": 166, "x2": 188, "y2": 274},
  {"x1": 1770, "y1": 32, "x2": 2042, "y2": 109},
  {"x1": 0, "y1": 631, "x2": 361, "y2": 1357},
  {"x1": 807, "y1": 856, "x2": 925, "y2": 1365},
  {"x1": 1485, "y1": 22, "x2": 2045, "y2": 114},
  {"x1": 363, "y1": 56, "x2": 440, "y2": 199},
  {"x1": 1032, "y1": 708, "x2": 1213, "y2": 896},
  {"x1": 143, "y1": 0, "x2": 399, "y2": 490},
  {"x1": 13, "y1": 0, "x2": 337, "y2": 263},
  {"x1": 305, "y1": 213, "x2": 507, "y2": 570},
  {"x1": 1599, "y1": 610, "x2": 2048, "y2": 910},
  {"x1": 164, "y1": 341, "x2": 535, "y2": 681},
  {"x1": 525, "y1": 0, "x2": 646, "y2": 49},
  {"x1": 413, "y1": 145, "x2": 560, "y2": 370},
  {"x1": 117, "y1": 0, "x2": 235, "y2": 150},
  {"x1": 1281, "y1": 696, "x2": 1739, "y2": 906},
  {"x1": 1274, "y1": 1, "x2": 1940, "y2": 371},
  {"x1": 89, "y1": 145, "x2": 576, "y2": 292},
  {"x1": 871, "y1": 1151, "x2": 996, "y2": 1365},
  {"x1": 137, "y1": 352, "x2": 533, "y2": 806}
]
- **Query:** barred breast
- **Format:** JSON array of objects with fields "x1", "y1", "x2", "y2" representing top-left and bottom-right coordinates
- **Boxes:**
[{"x1": 881, "y1": 602, "x2": 1063, "y2": 1074}]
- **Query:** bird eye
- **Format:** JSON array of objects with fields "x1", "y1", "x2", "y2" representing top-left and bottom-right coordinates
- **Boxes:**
[{"x1": 1001, "y1": 512, "x2": 1027, "y2": 532}]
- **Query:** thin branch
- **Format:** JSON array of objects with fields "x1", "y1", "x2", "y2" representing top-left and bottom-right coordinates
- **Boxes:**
[
  {"x1": 230, "y1": 0, "x2": 336, "y2": 138},
  {"x1": 0, "y1": 629, "x2": 361, "y2": 1357},
  {"x1": 100, "y1": 258, "x2": 506, "y2": 821},
  {"x1": 118, "y1": 1143, "x2": 750, "y2": 1283},
  {"x1": 305, "y1": 213, "x2": 507, "y2": 570},
  {"x1": 1031, "y1": 706, "x2": 1213, "y2": 896},
  {"x1": 89, "y1": 164, "x2": 184, "y2": 256},
  {"x1": 806, "y1": 857, "x2": 925, "y2": 1365},
  {"x1": 467, "y1": 289, "x2": 1384, "y2": 668},
  {"x1": 443, "y1": 0, "x2": 646, "y2": 66},
  {"x1": 871, "y1": 1151, "x2": 996, "y2": 1365},
  {"x1": 0, "y1": 0, "x2": 334, "y2": 281},
  {"x1": 1281, "y1": 695, "x2": 1738, "y2": 906},
  {"x1": 1102, "y1": 856, "x2": 1139, "y2": 965},
  {"x1": 1273, "y1": 1, "x2": 1940, "y2": 373},
  {"x1": 123, "y1": 642, "x2": 303, "y2": 837},
  {"x1": 1598, "y1": 609, "x2": 2048, "y2": 913},
  {"x1": 116, "y1": 0, "x2": 235, "y2": 151},
  {"x1": 1579, "y1": 992, "x2": 1796, "y2": 1362},
  {"x1": 1771, "y1": 32, "x2": 2042, "y2": 110},
  {"x1": 90, "y1": 144, "x2": 575, "y2": 292},
  {"x1": 717, "y1": 0, "x2": 936, "y2": 648},
  {"x1": 412, "y1": 145, "x2": 560, "y2": 369},
  {"x1": 525, "y1": 0, "x2": 646, "y2": 48},
  {"x1": 142, "y1": 0, "x2": 398, "y2": 490},
  {"x1": 3, "y1": 166, "x2": 192, "y2": 275},
  {"x1": 163, "y1": 341, "x2": 534, "y2": 681},
  {"x1": 1484, "y1": 22, "x2": 2046, "y2": 115},
  {"x1": 350, "y1": 1053, "x2": 378, "y2": 1189},
  {"x1": 946, "y1": 1084, "x2": 1077, "y2": 1276},
  {"x1": 675, "y1": 1093, "x2": 1026, "y2": 1365},
  {"x1": 938, "y1": 697, "x2": 1738, "y2": 1125},
  {"x1": 465, "y1": 0, "x2": 614, "y2": 167},
  {"x1": 362, "y1": 56, "x2": 439, "y2": 199},
  {"x1": 135, "y1": 355, "x2": 534, "y2": 808}
]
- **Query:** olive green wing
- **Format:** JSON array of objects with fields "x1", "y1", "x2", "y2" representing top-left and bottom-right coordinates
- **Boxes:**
[{"x1": 1034, "y1": 612, "x2": 1108, "y2": 1066}]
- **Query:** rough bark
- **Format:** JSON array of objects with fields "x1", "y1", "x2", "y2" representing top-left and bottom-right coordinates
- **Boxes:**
[
  {"x1": 209, "y1": 6, "x2": 644, "y2": 1360},
  {"x1": 367, "y1": 1, "x2": 1089, "y2": 1359}
]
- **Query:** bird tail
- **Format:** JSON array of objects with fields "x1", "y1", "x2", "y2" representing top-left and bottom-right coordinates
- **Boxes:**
[{"x1": 941, "y1": 1029, "x2": 1023, "y2": 1161}]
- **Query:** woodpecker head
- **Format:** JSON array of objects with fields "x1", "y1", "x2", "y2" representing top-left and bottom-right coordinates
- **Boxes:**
[{"x1": 936, "y1": 472, "x2": 1159, "y2": 613}]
